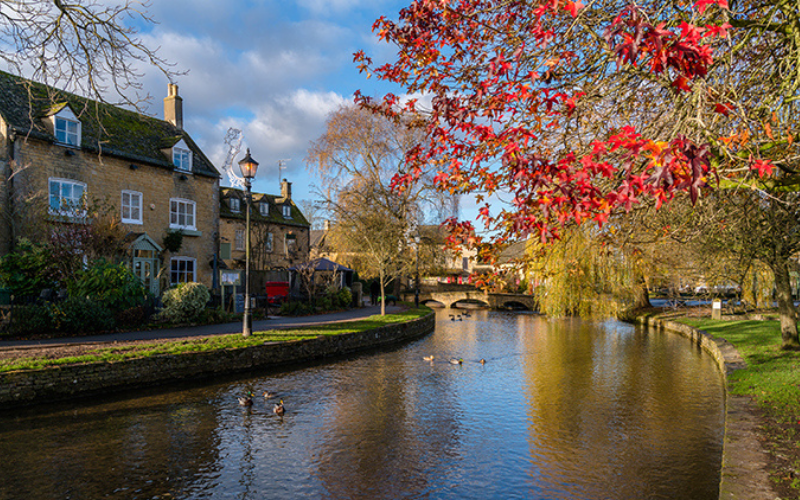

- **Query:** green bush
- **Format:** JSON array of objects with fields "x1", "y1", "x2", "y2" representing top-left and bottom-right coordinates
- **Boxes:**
[
  {"x1": 67, "y1": 259, "x2": 146, "y2": 313},
  {"x1": 279, "y1": 300, "x2": 313, "y2": 316},
  {"x1": 157, "y1": 282, "x2": 210, "y2": 323},
  {"x1": 0, "y1": 239, "x2": 59, "y2": 298},
  {"x1": 53, "y1": 297, "x2": 115, "y2": 334},
  {"x1": 115, "y1": 305, "x2": 151, "y2": 328},
  {"x1": 196, "y1": 306, "x2": 236, "y2": 324},
  {"x1": 337, "y1": 287, "x2": 353, "y2": 308},
  {"x1": 10, "y1": 304, "x2": 55, "y2": 335}
]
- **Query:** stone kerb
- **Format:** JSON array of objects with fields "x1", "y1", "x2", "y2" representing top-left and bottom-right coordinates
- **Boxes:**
[
  {"x1": 635, "y1": 314, "x2": 775, "y2": 500},
  {"x1": 0, "y1": 313, "x2": 435, "y2": 408}
]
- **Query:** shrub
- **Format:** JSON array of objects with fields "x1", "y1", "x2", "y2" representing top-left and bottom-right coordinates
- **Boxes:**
[
  {"x1": 115, "y1": 305, "x2": 151, "y2": 328},
  {"x1": 53, "y1": 297, "x2": 115, "y2": 334},
  {"x1": 279, "y1": 300, "x2": 313, "y2": 316},
  {"x1": 196, "y1": 306, "x2": 236, "y2": 324},
  {"x1": 336, "y1": 287, "x2": 353, "y2": 309},
  {"x1": 9, "y1": 304, "x2": 55, "y2": 335},
  {"x1": 157, "y1": 282, "x2": 210, "y2": 323},
  {"x1": 67, "y1": 259, "x2": 146, "y2": 313},
  {"x1": 0, "y1": 239, "x2": 59, "y2": 297}
]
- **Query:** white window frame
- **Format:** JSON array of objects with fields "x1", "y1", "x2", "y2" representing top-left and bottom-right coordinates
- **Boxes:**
[
  {"x1": 229, "y1": 198, "x2": 241, "y2": 213},
  {"x1": 121, "y1": 190, "x2": 143, "y2": 225},
  {"x1": 48, "y1": 178, "x2": 86, "y2": 217},
  {"x1": 282, "y1": 204, "x2": 292, "y2": 219},
  {"x1": 172, "y1": 139, "x2": 192, "y2": 172},
  {"x1": 170, "y1": 257, "x2": 196, "y2": 285},
  {"x1": 235, "y1": 229, "x2": 245, "y2": 251},
  {"x1": 169, "y1": 198, "x2": 196, "y2": 231},
  {"x1": 52, "y1": 108, "x2": 81, "y2": 147},
  {"x1": 266, "y1": 232, "x2": 273, "y2": 253},
  {"x1": 259, "y1": 202, "x2": 269, "y2": 216}
]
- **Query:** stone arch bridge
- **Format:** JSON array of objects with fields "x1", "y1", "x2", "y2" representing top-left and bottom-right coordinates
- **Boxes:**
[{"x1": 401, "y1": 290, "x2": 537, "y2": 311}]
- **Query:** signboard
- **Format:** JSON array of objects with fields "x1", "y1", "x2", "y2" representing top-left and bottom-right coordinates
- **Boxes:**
[
  {"x1": 221, "y1": 270, "x2": 241, "y2": 286},
  {"x1": 234, "y1": 293, "x2": 245, "y2": 314}
]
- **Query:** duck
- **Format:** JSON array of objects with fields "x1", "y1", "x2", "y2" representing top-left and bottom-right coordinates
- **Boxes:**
[
  {"x1": 238, "y1": 391, "x2": 254, "y2": 406},
  {"x1": 462, "y1": 311, "x2": 472, "y2": 317},
  {"x1": 263, "y1": 391, "x2": 275, "y2": 400},
  {"x1": 449, "y1": 358, "x2": 463, "y2": 365},
  {"x1": 423, "y1": 355, "x2": 435, "y2": 362},
  {"x1": 450, "y1": 315, "x2": 462, "y2": 321},
  {"x1": 273, "y1": 399, "x2": 286, "y2": 416}
]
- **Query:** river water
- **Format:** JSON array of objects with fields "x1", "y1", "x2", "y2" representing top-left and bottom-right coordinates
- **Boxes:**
[{"x1": 0, "y1": 310, "x2": 724, "y2": 500}]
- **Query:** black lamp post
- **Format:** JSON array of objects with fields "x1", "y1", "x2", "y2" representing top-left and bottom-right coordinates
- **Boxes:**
[
  {"x1": 238, "y1": 149, "x2": 259, "y2": 337},
  {"x1": 414, "y1": 234, "x2": 421, "y2": 308}
]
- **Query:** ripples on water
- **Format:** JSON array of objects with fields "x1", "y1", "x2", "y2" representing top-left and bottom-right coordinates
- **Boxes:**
[{"x1": 0, "y1": 310, "x2": 724, "y2": 500}]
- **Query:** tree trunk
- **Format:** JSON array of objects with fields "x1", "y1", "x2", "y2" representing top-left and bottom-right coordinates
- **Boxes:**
[
  {"x1": 632, "y1": 266, "x2": 652, "y2": 309},
  {"x1": 379, "y1": 268, "x2": 386, "y2": 316},
  {"x1": 771, "y1": 260, "x2": 799, "y2": 350}
]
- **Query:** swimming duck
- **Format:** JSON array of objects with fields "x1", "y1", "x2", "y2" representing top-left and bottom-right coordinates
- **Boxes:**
[
  {"x1": 423, "y1": 355, "x2": 435, "y2": 362},
  {"x1": 449, "y1": 358, "x2": 463, "y2": 365},
  {"x1": 263, "y1": 391, "x2": 275, "y2": 400},
  {"x1": 462, "y1": 311, "x2": 471, "y2": 317},
  {"x1": 273, "y1": 399, "x2": 286, "y2": 416},
  {"x1": 238, "y1": 391, "x2": 254, "y2": 406}
]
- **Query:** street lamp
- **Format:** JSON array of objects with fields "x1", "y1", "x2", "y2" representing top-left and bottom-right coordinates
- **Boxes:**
[
  {"x1": 414, "y1": 234, "x2": 421, "y2": 308},
  {"x1": 238, "y1": 149, "x2": 259, "y2": 337}
]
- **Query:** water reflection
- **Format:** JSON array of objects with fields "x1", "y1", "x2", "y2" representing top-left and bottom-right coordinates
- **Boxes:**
[{"x1": 0, "y1": 311, "x2": 723, "y2": 500}]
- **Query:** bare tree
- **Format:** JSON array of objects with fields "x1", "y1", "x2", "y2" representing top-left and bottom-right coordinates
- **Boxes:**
[{"x1": 0, "y1": 0, "x2": 177, "y2": 108}]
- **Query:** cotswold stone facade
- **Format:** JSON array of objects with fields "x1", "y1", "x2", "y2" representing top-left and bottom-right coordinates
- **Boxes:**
[
  {"x1": 0, "y1": 72, "x2": 220, "y2": 294},
  {"x1": 219, "y1": 180, "x2": 310, "y2": 273}
]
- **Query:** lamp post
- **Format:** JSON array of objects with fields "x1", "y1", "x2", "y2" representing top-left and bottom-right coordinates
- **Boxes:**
[
  {"x1": 414, "y1": 234, "x2": 421, "y2": 308},
  {"x1": 238, "y1": 149, "x2": 259, "y2": 337}
]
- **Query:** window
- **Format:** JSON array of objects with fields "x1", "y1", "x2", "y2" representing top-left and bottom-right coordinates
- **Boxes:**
[
  {"x1": 55, "y1": 116, "x2": 80, "y2": 146},
  {"x1": 170, "y1": 257, "x2": 196, "y2": 285},
  {"x1": 121, "y1": 191, "x2": 143, "y2": 224},
  {"x1": 49, "y1": 178, "x2": 86, "y2": 217},
  {"x1": 266, "y1": 232, "x2": 273, "y2": 253},
  {"x1": 285, "y1": 233, "x2": 296, "y2": 255},
  {"x1": 235, "y1": 229, "x2": 245, "y2": 251},
  {"x1": 172, "y1": 143, "x2": 192, "y2": 172},
  {"x1": 259, "y1": 203, "x2": 269, "y2": 216},
  {"x1": 170, "y1": 198, "x2": 196, "y2": 230},
  {"x1": 229, "y1": 198, "x2": 241, "y2": 212},
  {"x1": 282, "y1": 204, "x2": 292, "y2": 219}
]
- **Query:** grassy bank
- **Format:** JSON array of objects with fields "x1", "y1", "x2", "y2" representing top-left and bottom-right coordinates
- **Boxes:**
[
  {"x1": 0, "y1": 307, "x2": 431, "y2": 373},
  {"x1": 677, "y1": 317, "x2": 800, "y2": 495}
]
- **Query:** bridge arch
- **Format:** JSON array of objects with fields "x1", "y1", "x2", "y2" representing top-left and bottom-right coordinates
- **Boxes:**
[
  {"x1": 497, "y1": 300, "x2": 533, "y2": 311},
  {"x1": 451, "y1": 299, "x2": 490, "y2": 309}
]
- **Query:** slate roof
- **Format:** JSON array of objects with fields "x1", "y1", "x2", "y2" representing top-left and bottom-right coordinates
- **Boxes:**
[
  {"x1": 219, "y1": 187, "x2": 310, "y2": 227},
  {"x1": 289, "y1": 257, "x2": 353, "y2": 272},
  {"x1": 0, "y1": 70, "x2": 219, "y2": 178}
]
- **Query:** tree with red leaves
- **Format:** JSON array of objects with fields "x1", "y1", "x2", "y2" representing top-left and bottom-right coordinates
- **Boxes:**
[{"x1": 356, "y1": 0, "x2": 800, "y2": 347}]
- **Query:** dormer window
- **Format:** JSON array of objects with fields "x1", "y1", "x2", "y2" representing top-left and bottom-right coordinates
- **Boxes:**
[
  {"x1": 229, "y1": 198, "x2": 241, "y2": 212},
  {"x1": 51, "y1": 107, "x2": 81, "y2": 147},
  {"x1": 172, "y1": 139, "x2": 192, "y2": 172},
  {"x1": 259, "y1": 203, "x2": 269, "y2": 216},
  {"x1": 282, "y1": 204, "x2": 292, "y2": 219}
]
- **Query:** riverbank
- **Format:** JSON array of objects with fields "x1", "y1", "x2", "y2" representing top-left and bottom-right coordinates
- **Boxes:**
[
  {"x1": 636, "y1": 310, "x2": 799, "y2": 500},
  {"x1": 0, "y1": 307, "x2": 435, "y2": 408}
]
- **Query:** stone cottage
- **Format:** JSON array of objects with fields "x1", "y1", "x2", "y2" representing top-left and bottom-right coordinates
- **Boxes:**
[{"x1": 0, "y1": 71, "x2": 220, "y2": 295}]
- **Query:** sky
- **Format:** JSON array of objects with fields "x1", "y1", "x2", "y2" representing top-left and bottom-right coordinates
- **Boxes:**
[{"x1": 125, "y1": 0, "x2": 436, "y2": 227}]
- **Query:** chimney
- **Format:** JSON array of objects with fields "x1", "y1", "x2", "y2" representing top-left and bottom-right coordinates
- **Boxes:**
[
  {"x1": 164, "y1": 83, "x2": 183, "y2": 129},
  {"x1": 323, "y1": 220, "x2": 330, "y2": 231},
  {"x1": 281, "y1": 178, "x2": 292, "y2": 200}
]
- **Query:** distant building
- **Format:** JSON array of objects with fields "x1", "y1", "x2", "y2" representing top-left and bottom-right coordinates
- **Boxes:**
[{"x1": 219, "y1": 179, "x2": 310, "y2": 277}]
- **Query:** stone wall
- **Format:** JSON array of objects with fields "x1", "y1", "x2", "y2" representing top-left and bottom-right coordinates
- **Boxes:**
[{"x1": 0, "y1": 313, "x2": 435, "y2": 408}]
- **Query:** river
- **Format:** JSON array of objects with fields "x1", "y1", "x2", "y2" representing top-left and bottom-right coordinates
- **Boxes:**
[{"x1": 0, "y1": 310, "x2": 724, "y2": 499}]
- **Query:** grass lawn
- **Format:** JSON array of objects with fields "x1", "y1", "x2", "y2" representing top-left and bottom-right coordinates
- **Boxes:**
[
  {"x1": 677, "y1": 317, "x2": 800, "y2": 495},
  {"x1": 0, "y1": 307, "x2": 431, "y2": 373}
]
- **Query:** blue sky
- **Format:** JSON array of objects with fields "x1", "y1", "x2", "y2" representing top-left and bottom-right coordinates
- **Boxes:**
[{"x1": 129, "y1": 0, "x2": 420, "y2": 225}]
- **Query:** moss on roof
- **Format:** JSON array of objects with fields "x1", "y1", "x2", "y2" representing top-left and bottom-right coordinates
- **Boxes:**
[
  {"x1": 220, "y1": 187, "x2": 310, "y2": 227},
  {"x1": 0, "y1": 70, "x2": 220, "y2": 178}
]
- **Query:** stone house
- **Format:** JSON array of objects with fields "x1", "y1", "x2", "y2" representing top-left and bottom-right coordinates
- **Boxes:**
[
  {"x1": 0, "y1": 70, "x2": 220, "y2": 296},
  {"x1": 219, "y1": 179, "x2": 310, "y2": 280}
]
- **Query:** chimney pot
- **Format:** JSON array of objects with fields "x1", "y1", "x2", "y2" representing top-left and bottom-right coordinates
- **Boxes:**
[{"x1": 281, "y1": 178, "x2": 292, "y2": 200}]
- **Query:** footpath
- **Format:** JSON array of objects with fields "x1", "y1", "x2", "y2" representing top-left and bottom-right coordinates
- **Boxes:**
[{"x1": 0, "y1": 304, "x2": 403, "y2": 350}]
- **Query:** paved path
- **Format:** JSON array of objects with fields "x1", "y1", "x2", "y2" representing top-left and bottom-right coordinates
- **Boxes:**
[{"x1": 0, "y1": 305, "x2": 404, "y2": 349}]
